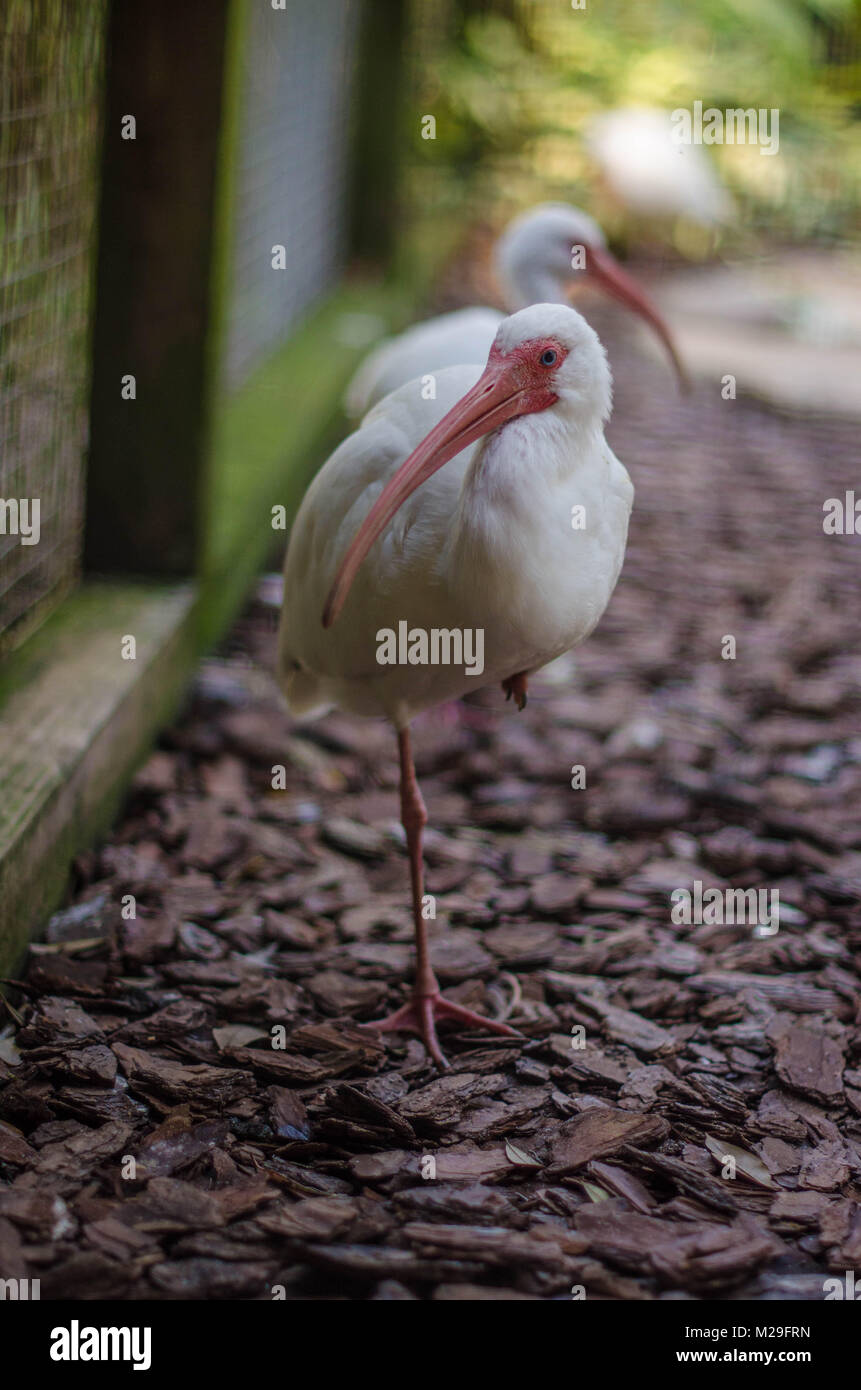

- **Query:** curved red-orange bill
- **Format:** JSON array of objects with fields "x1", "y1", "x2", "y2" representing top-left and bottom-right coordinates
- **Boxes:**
[
  {"x1": 584, "y1": 245, "x2": 690, "y2": 392},
  {"x1": 322, "y1": 358, "x2": 537, "y2": 628}
]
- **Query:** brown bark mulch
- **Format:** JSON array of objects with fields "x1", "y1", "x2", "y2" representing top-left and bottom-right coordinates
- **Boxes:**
[{"x1": 1, "y1": 292, "x2": 859, "y2": 1302}]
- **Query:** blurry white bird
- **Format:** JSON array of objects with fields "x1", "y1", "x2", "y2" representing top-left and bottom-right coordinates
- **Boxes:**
[
  {"x1": 279, "y1": 304, "x2": 633, "y2": 1067},
  {"x1": 345, "y1": 203, "x2": 686, "y2": 418},
  {"x1": 587, "y1": 106, "x2": 734, "y2": 226}
]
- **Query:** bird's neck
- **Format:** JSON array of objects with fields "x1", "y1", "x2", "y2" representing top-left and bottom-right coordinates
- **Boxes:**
[
  {"x1": 451, "y1": 411, "x2": 605, "y2": 555},
  {"x1": 505, "y1": 267, "x2": 570, "y2": 312}
]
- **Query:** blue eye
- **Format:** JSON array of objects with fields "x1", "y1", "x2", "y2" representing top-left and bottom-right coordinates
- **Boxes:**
[{"x1": 540, "y1": 348, "x2": 557, "y2": 367}]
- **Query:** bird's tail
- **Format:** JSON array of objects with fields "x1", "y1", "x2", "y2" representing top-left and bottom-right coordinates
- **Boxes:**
[{"x1": 281, "y1": 661, "x2": 334, "y2": 720}]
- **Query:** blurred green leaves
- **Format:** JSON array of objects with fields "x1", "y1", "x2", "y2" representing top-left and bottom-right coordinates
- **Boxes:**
[{"x1": 407, "y1": 0, "x2": 860, "y2": 245}]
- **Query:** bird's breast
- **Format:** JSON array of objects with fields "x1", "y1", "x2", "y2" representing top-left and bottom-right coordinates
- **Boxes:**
[{"x1": 446, "y1": 428, "x2": 633, "y2": 680}]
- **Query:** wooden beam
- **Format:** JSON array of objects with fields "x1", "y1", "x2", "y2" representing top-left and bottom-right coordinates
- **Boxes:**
[
  {"x1": 0, "y1": 582, "x2": 197, "y2": 976},
  {"x1": 84, "y1": 0, "x2": 230, "y2": 577},
  {"x1": 349, "y1": 0, "x2": 410, "y2": 262}
]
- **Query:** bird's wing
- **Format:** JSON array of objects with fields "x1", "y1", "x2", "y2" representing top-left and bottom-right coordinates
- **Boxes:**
[{"x1": 343, "y1": 308, "x2": 502, "y2": 418}]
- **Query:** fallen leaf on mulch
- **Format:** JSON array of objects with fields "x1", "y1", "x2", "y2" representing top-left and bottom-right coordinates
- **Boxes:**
[{"x1": 704, "y1": 1136, "x2": 776, "y2": 1189}]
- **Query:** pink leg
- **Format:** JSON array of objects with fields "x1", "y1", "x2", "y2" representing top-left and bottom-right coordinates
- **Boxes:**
[
  {"x1": 501, "y1": 670, "x2": 528, "y2": 711},
  {"x1": 362, "y1": 726, "x2": 521, "y2": 1068},
  {"x1": 416, "y1": 699, "x2": 497, "y2": 734}
]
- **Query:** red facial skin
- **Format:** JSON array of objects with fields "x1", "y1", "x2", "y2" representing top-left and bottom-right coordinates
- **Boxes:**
[
  {"x1": 322, "y1": 337, "x2": 570, "y2": 629},
  {"x1": 483, "y1": 337, "x2": 569, "y2": 414}
]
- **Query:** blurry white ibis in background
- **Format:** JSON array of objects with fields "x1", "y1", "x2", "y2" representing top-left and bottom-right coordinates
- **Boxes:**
[
  {"x1": 587, "y1": 107, "x2": 734, "y2": 228},
  {"x1": 345, "y1": 202, "x2": 687, "y2": 418},
  {"x1": 279, "y1": 303, "x2": 633, "y2": 1066}
]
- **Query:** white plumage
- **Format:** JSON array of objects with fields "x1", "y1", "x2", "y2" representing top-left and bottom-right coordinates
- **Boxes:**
[
  {"x1": 344, "y1": 309, "x2": 501, "y2": 421},
  {"x1": 588, "y1": 106, "x2": 734, "y2": 226}
]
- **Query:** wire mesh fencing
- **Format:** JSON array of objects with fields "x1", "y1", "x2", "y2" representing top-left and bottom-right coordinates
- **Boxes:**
[
  {"x1": 0, "y1": 0, "x2": 106, "y2": 652},
  {"x1": 223, "y1": 0, "x2": 362, "y2": 391}
]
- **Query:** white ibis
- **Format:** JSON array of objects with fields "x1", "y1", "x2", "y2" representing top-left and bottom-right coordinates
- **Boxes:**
[
  {"x1": 345, "y1": 202, "x2": 686, "y2": 418},
  {"x1": 279, "y1": 303, "x2": 633, "y2": 1067},
  {"x1": 587, "y1": 107, "x2": 734, "y2": 227}
]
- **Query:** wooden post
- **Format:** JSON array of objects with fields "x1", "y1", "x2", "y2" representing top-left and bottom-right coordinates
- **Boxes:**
[
  {"x1": 85, "y1": 0, "x2": 230, "y2": 576},
  {"x1": 348, "y1": 0, "x2": 410, "y2": 264}
]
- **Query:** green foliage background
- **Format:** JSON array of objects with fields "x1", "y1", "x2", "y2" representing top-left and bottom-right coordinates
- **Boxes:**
[{"x1": 407, "y1": 0, "x2": 860, "y2": 246}]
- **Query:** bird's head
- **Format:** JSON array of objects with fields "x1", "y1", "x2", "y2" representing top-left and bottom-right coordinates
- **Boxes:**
[
  {"x1": 490, "y1": 302, "x2": 612, "y2": 427},
  {"x1": 322, "y1": 305, "x2": 610, "y2": 629},
  {"x1": 495, "y1": 202, "x2": 607, "y2": 307},
  {"x1": 495, "y1": 202, "x2": 688, "y2": 390}
]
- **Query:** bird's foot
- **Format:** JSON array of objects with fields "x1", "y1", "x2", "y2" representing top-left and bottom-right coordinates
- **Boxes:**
[
  {"x1": 501, "y1": 671, "x2": 528, "y2": 711},
  {"x1": 362, "y1": 991, "x2": 521, "y2": 1069}
]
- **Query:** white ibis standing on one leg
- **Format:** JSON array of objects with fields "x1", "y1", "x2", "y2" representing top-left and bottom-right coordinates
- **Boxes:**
[
  {"x1": 345, "y1": 202, "x2": 686, "y2": 418},
  {"x1": 279, "y1": 304, "x2": 634, "y2": 1067}
]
